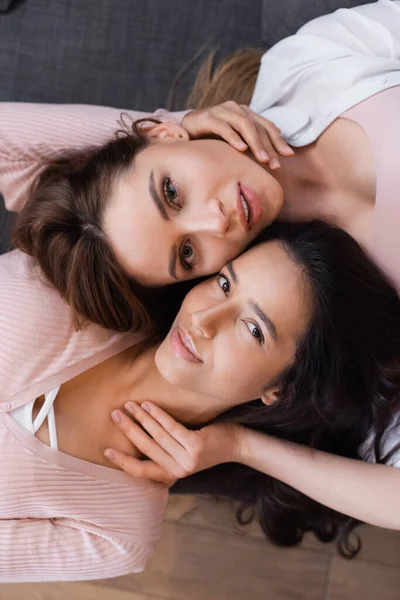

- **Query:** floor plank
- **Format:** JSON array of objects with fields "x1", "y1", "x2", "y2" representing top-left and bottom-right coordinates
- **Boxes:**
[
  {"x1": 328, "y1": 557, "x2": 400, "y2": 600},
  {"x1": 97, "y1": 521, "x2": 330, "y2": 600},
  {"x1": 354, "y1": 524, "x2": 400, "y2": 568},
  {"x1": 165, "y1": 494, "x2": 334, "y2": 554},
  {"x1": 0, "y1": 582, "x2": 170, "y2": 600}
]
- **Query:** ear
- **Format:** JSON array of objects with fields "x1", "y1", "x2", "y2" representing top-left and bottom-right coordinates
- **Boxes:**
[
  {"x1": 260, "y1": 387, "x2": 280, "y2": 406},
  {"x1": 146, "y1": 121, "x2": 190, "y2": 143}
]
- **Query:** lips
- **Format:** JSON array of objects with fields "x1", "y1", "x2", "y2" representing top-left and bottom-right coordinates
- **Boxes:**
[
  {"x1": 170, "y1": 327, "x2": 202, "y2": 363},
  {"x1": 237, "y1": 183, "x2": 262, "y2": 231}
]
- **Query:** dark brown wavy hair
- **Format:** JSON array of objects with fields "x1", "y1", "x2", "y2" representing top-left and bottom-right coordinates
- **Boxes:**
[{"x1": 173, "y1": 220, "x2": 400, "y2": 559}]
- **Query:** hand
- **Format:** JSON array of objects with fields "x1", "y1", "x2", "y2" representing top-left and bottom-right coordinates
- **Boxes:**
[
  {"x1": 182, "y1": 101, "x2": 294, "y2": 169},
  {"x1": 105, "y1": 401, "x2": 241, "y2": 485}
]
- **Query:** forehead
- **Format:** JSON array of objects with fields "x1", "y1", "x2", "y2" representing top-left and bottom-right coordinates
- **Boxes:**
[{"x1": 234, "y1": 241, "x2": 312, "y2": 339}]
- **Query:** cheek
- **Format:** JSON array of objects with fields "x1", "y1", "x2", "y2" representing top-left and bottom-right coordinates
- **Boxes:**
[{"x1": 210, "y1": 341, "x2": 267, "y2": 403}]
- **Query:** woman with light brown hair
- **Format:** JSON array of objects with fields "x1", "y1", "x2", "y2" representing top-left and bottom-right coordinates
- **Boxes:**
[
  {"x1": 3, "y1": 2, "x2": 399, "y2": 336},
  {"x1": 2, "y1": 102, "x2": 290, "y2": 333}
]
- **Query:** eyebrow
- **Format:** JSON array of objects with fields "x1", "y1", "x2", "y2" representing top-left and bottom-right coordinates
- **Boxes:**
[
  {"x1": 226, "y1": 261, "x2": 238, "y2": 283},
  {"x1": 249, "y1": 300, "x2": 278, "y2": 342},
  {"x1": 149, "y1": 170, "x2": 169, "y2": 221},
  {"x1": 227, "y1": 261, "x2": 278, "y2": 342},
  {"x1": 169, "y1": 244, "x2": 178, "y2": 280},
  {"x1": 149, "y1": 170, "x2": 178, "y2": 281}
]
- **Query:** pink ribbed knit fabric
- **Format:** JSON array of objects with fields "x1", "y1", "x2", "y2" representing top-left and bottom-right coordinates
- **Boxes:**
[
  {"x1": 0, "y1": 249, "x2": 168, "y2": 583},
  {"x1": 0, "y1": 103, "x2": 189, "y2": 581},
  {"x1": 0, "y1": 102, "x2": 189, "y2": 212}
]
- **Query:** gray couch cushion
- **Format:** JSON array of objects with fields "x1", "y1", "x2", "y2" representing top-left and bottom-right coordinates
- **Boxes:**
[
  {"x1": 261, "y1": 0, "x2": 375, "y2": 47},
  {"x1": 0, "y1": 0, "x2": 264, "y2": 110},
  {"x1": 0, "y1": 0, "x2": 15, "y2": 13}
]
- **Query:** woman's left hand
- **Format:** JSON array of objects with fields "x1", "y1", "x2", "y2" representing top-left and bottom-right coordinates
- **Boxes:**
[
  {"x1": 105, "y1": 401, "x2": 240, "y2": 485},
  {"x1": 182, "y1": 101, "x2": 294, "y2": 170}
]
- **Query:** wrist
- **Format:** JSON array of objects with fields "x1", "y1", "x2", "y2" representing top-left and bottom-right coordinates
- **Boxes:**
[
  {"x1": 230, "y1": 424, "x2": 249, "y2": 465},
  {"x1": 233, "y1": 427, "x2": 275, "y2": 471}
]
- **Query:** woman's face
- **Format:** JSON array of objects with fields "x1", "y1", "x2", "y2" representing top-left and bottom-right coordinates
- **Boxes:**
[
  {"x1": 155, "y1": 240, "x2": 313, "y2": 409},
  {"x1": 103, "y1": 126, "x2": 283, "y2": 286}
]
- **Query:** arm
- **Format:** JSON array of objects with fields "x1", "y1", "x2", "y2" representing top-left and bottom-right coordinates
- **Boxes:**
[
  {"x1": 0, "y1": 102, "x2": 189, "y2": 212},
  {"x1": 0, "y1": 516, "x2": 151, "y2": 582},
  {"x1": 106, "y1": 401, "x2": 400, "y2": 530},
  {"x1": 0, "y1": 101, "x2": 292, "y2": 213},
  {"x1": 237, "y1": 428, "x2": 400, "y2": 530}
]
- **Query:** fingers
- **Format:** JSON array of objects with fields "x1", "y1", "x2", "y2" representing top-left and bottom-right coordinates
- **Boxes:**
[
  {"x1": 217, "y1": 104, "x2": 270, "y2": 163},
  {"x1": 126, "y1": 402, "x2": 190, "y2": 455},
  {"x1": 204, "y1": 115, "x2": 249, "y2": 153},
  {"x1": 104, "y1": 450, "x2": 173, "y2": 484},
  {"x1": 183, "y1": 101, "x2": 294, "y2": 167},
  {"x1": 135, "y1": 401, "x2": 193, "y2": 448},
  {"x1": 244, "y1": 107, "x2": 294, "y2": 157},
  {"x1": 213, "y1": 102, "x2": 294, "y2": 167},
  {"x1": 110, "y1": 404, "x2": 192, "y2": 478},
  {"x1": 110, "y1": 408, "x2": 183, "y2": 474}
]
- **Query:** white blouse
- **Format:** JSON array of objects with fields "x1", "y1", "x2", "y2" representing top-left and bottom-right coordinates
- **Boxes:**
[{"x1": 250, "y1": 0, "x2": 400, "y2": 146}]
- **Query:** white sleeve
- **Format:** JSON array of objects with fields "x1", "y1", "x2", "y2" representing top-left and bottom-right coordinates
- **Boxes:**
[
  {"x1": 250, "y1": 1, "x2": 400, "y2": 121},
  {"x1": 361, "y1": 414, "x2": 400, "y2": 468},
  {"x1": 298, "y1": 0, "x2": 400, "y2": 58}
]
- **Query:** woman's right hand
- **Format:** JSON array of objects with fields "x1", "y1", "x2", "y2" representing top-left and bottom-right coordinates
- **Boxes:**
[
  {"x1": 105, "y1": 401, "x2": 242, "y2": 485},
  {"x1": 182, "y1": 101, "x2": 294, "y2": 169}
]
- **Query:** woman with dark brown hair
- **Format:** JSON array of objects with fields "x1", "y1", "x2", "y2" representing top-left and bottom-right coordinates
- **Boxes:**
[{"x1": 1, "y1": 220, "x2": 399, "y2": 581}]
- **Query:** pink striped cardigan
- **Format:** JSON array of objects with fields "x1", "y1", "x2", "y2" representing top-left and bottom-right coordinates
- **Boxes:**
[{"x1": 0, "y1": 103, "x2": 188, "y2": 582}]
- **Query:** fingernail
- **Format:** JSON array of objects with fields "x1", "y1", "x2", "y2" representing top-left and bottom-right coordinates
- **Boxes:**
[
  {"x1": 238, "y1": 141, "x2": 247, "y2": 150},
  {"x1": 104, "y1": 449, "x2": 115, "y2": 461},
  {"x1": 111, "y1": 410, "x2": 121, "y2": 424},
  {"x1": 142, "y1": 402, "x2": 151, "y2": 413},
  {"x1": 270, "y1": 158, "x2": 280, "y2": 169},
  {"x1": 259, "y1": 150, "x2": 269, "y2": 161},
  {"x1": 285, "y1": 145, "x2": 294, "y2": 155},
  {"x1": 125, "y1": 402, "x2": 136, "y2": 414}
]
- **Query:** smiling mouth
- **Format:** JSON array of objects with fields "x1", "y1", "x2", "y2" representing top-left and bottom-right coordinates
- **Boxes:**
[
  {"x1": 237, "y1": 182, "x2": 262, "y2": 231},
  {"x1": 170, "y1": 327, "x2": 203, "y2": 363}
]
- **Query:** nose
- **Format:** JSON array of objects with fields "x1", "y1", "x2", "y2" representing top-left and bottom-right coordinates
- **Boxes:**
[
  {"x1": 191, "y1": 303, "x2": 227, "y2": 339},
  {"x1": 186, "y1": 198, "x2": 229, "y2": 237}
]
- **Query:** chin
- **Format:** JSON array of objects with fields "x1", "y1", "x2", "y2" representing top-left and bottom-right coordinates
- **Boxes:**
[{"x1": 155, "y1": 347, "x2": 184, "y2": 386}]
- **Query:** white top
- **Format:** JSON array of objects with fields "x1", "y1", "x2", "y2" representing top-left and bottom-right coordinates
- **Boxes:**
[
  {"x1": 361, "y1": 415, "x2": 400, "y2": 467},
  {"x1": 11, "y1": 387, "x2": 60, "y2": 450},
  {"x1": 250, "y1": 0, "x2": 400, "y2": 146}
]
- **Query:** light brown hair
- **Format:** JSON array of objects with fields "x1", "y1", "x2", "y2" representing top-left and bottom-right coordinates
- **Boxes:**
[
  {"x1": 13, "y1": 49, "x2": 263, "y2": 333},
  {"x1": 186, "y1": 48, "x2": 263, "y2": 110},
  {"x1": 13, "y1": 121, "x2": 159, "y2": 334}
]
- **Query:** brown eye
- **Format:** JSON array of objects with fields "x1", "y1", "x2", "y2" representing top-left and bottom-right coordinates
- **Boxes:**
[
  {"x1": 217, "y1": 274, "x2": 230, "y2": 294},
  {"x1": 246, "y1": 322, "x2": 264, "y2": 345}
]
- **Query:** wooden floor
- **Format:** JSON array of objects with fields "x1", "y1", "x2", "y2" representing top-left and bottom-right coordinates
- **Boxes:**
[{"x1": 2, "y1": 495, "x2": 400, "y2": 600}]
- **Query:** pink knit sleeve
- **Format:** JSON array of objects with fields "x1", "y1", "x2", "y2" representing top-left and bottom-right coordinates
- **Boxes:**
[
  {"x1": 0, "y1": 102, "x2": 190, "y2": 212},
  {"x1": 0, "y1": 517, "x2": 154, "y2": 582}
]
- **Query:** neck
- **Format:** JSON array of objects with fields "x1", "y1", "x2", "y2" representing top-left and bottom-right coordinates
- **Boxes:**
[
  {"x1": 268, "y1": 132, "x2": 375, "y2": 253},
  {"x1": 122, "y1": 345, "x2": 230, "y2": 426},
  {"x1": 272, "y1": 144, "x2": 336, "y2": 222}
]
